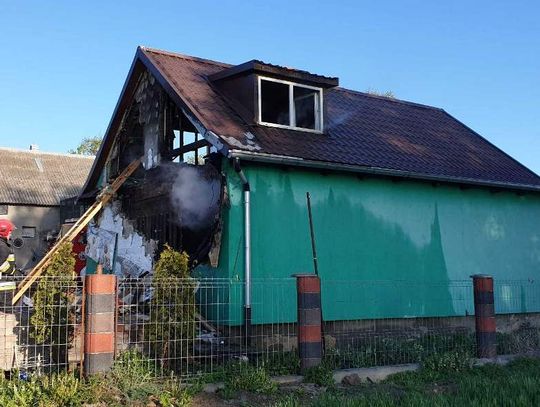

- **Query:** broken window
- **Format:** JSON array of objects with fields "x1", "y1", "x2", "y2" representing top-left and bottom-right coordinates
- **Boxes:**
[
  {"x1": 258, "y1": 77, "x2": 322, "y2": 131},
  {"x1": 260, "y1": 79, "x2": 290, "y2": 125}
]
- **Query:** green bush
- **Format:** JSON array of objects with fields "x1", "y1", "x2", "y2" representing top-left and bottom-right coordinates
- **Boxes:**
[
  {"x1": 30, "y1": 242, "x2": 76, "y2": 368},
  {"x1": 145, "y1": 244, "x2": 195, "y2": 372},
  {"x1": 0, "y1": 372, "x2": 84, "y2": 407}
]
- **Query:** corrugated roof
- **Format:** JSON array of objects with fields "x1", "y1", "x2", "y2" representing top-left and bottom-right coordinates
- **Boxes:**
[{"x1": 0, "y1": 148, "x2": 95, "y2": 206}]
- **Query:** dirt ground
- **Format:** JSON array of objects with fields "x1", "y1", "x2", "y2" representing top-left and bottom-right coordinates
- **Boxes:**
[{"x1": 190, "y1": 383, "x2": 332, "y2": 406}]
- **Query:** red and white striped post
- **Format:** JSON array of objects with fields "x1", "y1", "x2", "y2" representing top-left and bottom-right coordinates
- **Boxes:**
[
  {"x1": 84, "y1": 267, "x2": 116, "y2": 375},
  {"x1": 295, "y1": 274, "x2": 323, "y2": 371}
]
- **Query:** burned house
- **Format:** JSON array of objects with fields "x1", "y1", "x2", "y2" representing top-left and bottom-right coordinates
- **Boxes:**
[
  {"x1": 81, "y1": 47, "x2": 540, "y2": 326},
  {"x1": 0, "y1": 146, "x2": 94, "y2": 271}
]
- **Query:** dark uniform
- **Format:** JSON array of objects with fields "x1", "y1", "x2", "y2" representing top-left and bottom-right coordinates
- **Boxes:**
[{"x1": 0, "y1": 237, "x2": 15, "y2": 276}]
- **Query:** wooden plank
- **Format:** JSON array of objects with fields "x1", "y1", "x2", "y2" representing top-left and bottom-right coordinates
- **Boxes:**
[
  {"x1": 12, "y1": 158, "x2": 141, "y2": 305},
  {"x1": 170, "y1": 139, "x2": 208, "y2": 158}
]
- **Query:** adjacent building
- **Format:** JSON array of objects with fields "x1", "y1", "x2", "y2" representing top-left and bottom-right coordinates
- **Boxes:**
[{"x1": 0, "y1": 146, "x2": 94, "y2": 271}]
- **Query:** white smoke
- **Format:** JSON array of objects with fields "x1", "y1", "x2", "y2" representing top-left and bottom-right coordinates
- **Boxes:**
[{"x1": 169, "y1": 165, "x2": 221, "y2": 230}]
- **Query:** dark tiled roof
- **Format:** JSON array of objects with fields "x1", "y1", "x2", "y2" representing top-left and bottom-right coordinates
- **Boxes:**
[
  {"x1": 0, "y1": 148, "x2": 95, "y2": 206},
  {"x1": 92, "y1": 47, "x2": 540, "y2": 191},
  {"x1": 142, "y1": 47, "x2": 540, "y2": 189}
]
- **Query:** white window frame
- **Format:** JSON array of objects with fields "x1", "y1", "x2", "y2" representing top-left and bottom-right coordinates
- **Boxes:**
[{"x1": 257, "y1": 76, "x2": 323, "y2": 133}]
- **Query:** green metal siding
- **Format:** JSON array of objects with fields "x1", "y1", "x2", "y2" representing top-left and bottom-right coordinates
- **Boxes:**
[{"x1": 198, "y1": 160, "x2": 540, "y2": 325}]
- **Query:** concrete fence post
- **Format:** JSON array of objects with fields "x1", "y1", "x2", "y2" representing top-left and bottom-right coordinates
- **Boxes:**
[
  {"x1": 471, "y1": 274, "x2": 496, "y2": 358},
  {"x1": 294, "y1": 274, "x2": 323, "y2": 371},
  {"x1": 84, "y1": 271, "x2": 116, "y2": 375}
]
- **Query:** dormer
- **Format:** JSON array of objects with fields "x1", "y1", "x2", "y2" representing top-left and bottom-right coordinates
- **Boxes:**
[{"x1": 209, "y1": 60, "x2": 338, "y2": 133}]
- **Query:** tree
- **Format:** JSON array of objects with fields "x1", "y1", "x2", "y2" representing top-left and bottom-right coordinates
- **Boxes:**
[
  {"x1": 69, "y1": 136, "x2": 102, "y2": 155},
  {"x1": 365, "y1": 88, "x2": 396, "y2": 99}
]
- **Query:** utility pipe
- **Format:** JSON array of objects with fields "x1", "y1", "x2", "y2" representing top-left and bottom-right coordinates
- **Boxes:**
[{"x1": 234, "y1": 158, "x2": 252, "y2": 345}]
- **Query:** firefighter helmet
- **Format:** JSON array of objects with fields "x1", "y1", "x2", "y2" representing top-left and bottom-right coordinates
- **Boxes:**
[{"x1": 0, "y1": 219, "x2": 15, "y2": 239}]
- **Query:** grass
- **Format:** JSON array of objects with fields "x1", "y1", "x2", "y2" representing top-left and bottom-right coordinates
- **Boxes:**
[
  {"x1": 0, "y1": 350, "x2": 196, "y2": 407},
  {"x1": 220, "y1": 362, "x2": 278, "y2": 399},
  {"x1": 322, "y1": 332, "x2": 476, "y2": 370},
  {"x1": 272, "y1": 357, "x2": 540, "y2": 406}
]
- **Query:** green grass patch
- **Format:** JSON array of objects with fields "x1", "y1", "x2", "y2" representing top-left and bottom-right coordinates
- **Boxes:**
[
  {"x1": 272, "y1": 357, "x2": 540, "y2": 406},
  {"x1": 221, "y1": 362, "x2": 278, "y2": 398}
]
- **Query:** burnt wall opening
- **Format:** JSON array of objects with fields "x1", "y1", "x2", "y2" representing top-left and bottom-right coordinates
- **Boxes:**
[
  {"x1": 120, "y1": 156, "x2": 223, "y2": 266},
  {"x1": 101, "y1": 69, "x2": 223, "y2": 268}
]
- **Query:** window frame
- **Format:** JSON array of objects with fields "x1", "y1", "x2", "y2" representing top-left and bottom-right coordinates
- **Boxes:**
[
  {"x1": 257, "y1": 76, "x2": 323, "y2": 133},
  {"x1": 22, "y1": 226, "x2": 36, "y2": 238}
]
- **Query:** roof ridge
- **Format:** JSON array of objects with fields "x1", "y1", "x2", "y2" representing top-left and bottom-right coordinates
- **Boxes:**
[
  {"x1": 0, "y1": 147, "x2": 95, "y2": 159},
  {"x1": 334, "y1": 87, "x2": 445, "y2": 112},
  {"x1": 140, "y1": 46, "x2": 232, "y2": 68}
]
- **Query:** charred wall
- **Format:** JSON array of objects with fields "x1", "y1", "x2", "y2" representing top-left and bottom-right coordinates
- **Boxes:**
[
  {"x1": 90, "y1": 68, "x2": 222, "y2": 272},
  {"x1": 120, "y1": 158, "x2": 223, "y2": 266}
]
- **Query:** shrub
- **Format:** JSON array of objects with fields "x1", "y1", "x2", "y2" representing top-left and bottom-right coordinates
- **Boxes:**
[
  {"x1": 30, "y1": 242, "x2": 76, "y2": 368},
  {"x1": 40, "y1": 372, "x2": 83, "y2": 406},
  {"x1": 145, "y1": 244, "x2": 195, "y2": 372},
  {"x1": 0, "y1": 372, "x2": 83, "y2": 407}
]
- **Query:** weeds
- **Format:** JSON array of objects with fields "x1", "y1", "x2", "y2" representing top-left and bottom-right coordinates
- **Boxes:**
[
  {"x1": 422, "y1": 350, "x2": 472, "y2": 373},
  {"x1": 323, "y1": 332, "x2": 476, "y2": 370},
  {"x1": 303, "y1": 365, "x2": 335, "y2": 387},
  {"x1": 222, "y1": 362, "x2": 277, "y2": 397},
  {"x1": 111, "y1": 348, "x2": 156, "y2": 399},
  {"x1": 260, "y1": 351, "x2": 301, "y2": 376}
]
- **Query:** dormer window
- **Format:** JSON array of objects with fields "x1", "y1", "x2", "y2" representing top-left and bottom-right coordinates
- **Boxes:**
[{"x1": 258, "y1": 76, "x2": 323, "y2": 132}]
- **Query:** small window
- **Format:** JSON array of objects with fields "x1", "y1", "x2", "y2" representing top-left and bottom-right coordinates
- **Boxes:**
[
  {"x1": 258, "y1": 77, "x2": 323, "y2": 132},
  {"x1": 0, "y1": 205, "x2": 7, "y2": 215},
  {"x1": 22, "y1": 226, "x2": 36, "y2": 238}
]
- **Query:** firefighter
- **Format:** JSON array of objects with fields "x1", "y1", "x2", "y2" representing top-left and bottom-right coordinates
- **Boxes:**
[{"x1": 0, "y1": 219, "x2": 16, "y2": 279}]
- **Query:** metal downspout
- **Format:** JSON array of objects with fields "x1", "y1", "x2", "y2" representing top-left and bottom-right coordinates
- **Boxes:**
[{"x1": 234, "y1": 158, "x2": 252, "y2": 345}]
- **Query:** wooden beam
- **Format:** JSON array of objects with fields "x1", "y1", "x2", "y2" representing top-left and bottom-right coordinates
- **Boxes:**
[
  {"x1": 170, "y1": 139, "x2": 208, "y2": 158},
  {"x1": 12, "y1": 158, "x2": 142, "y2": 305}
]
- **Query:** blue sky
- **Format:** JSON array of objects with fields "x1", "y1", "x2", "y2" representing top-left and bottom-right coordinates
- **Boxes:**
[{"x1": 0, "y1": 1, "x2": 538, "y2": 173}]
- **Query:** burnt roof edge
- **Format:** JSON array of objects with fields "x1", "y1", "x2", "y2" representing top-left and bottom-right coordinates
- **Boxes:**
[
  {"x1": 81, "y1": 46, "x2": 230, "y2": 196},
  {"x1": 228, "y1": 150, "x2": 540, "y2": 193}
]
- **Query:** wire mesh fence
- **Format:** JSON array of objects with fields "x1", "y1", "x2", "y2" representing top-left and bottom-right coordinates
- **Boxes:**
[
  {"x1": 1, "y1": 275, "x2": 540, "y2": 379},
  {"x1": 0, "y1": 276, "x2": 83, "y2": 375},
  {"x1": 495, "y1": 279, "x2": 540, "y2": 356},
  {"x1": 116, "y1": 277, "x2": 298, "y2": 378},
  {"x1": 322, "y1": 280, "x2": 477, "y2": 369}
]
